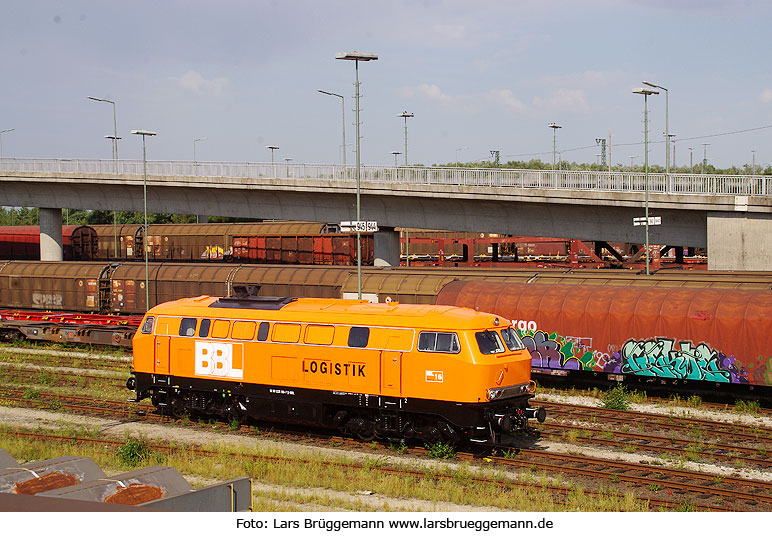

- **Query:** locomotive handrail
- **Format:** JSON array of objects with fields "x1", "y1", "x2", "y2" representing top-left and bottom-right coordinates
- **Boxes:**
[{"x1": 1, "y1": 157, "x2": 770, "y2": 196}]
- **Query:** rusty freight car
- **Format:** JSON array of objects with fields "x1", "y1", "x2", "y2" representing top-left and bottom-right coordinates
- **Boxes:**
[
  {"x1": 90, "y1": 222, "x2": 346, "y2": 262},
  {"x1": 437, "y1": 280, "x2": 772, "y2": 397},
  {"x1": 0, "y1": 225, "x2": 98, "y2": 260}
]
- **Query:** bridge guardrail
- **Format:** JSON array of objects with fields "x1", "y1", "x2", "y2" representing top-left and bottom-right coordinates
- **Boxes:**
[{"x1": 1, "y1": 158, "x2": 769, "y2": 196}]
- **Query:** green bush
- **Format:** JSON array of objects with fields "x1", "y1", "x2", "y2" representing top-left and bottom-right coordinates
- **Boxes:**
[
  {"x1": 116, "y1": 436, "x2": 153, "y2": 467},
  {"x1": 735, "y1": 399, "x2": 761, "y2": 415},
  {"x1": 601, "y1": 385, "x2": 631, "y2": 410},
  {"x1": 425, "y1": 441, "x2": 457, "y2": 459}
]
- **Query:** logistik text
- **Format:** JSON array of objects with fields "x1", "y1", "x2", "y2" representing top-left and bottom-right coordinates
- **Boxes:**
[{"x1": 303, "y1": 360, "x2": 365, "y2": 377}]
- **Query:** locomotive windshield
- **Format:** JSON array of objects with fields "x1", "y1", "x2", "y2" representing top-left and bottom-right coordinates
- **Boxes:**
[
  {"x1": 475, "y1": 330, "x2": 505, "y2": 355},
  {"x1": 500, "y1": 327, "x2": 526, "y2": 351}
]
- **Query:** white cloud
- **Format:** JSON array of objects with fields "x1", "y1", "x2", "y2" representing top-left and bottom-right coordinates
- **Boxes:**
[
  {"x1": 399, "y1": 83, "x2": 525, "y2": 114},
  {"x1": 533, "y1": 88, "x2": 590, "y2": 113},
  {"x1": 173, "y1": 70, "x2": 229, "y2": 96},
  {"x1": 482, "y1": 89, "x2": 526, "y2": 113},
  {"x1": 537, "y1": 70, "x2": 626, "y2": 89},
  {"x1": 761, "y1": 89, "x2": 772, "y2": 103}
]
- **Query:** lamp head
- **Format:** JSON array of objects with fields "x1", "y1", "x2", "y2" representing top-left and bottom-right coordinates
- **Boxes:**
[{"x1": 336, "y1": 51, "x2": 378, "y2": 61}]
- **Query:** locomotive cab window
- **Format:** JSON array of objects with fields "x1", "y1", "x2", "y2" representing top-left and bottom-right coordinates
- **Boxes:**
[
  {"x1": 501, "y1": 327, "x2": 526, "y2": 351},
  {"x1": 179, "y1": 318, "x2": 197, "y2": 337},
  {"x1": 476, "y1": 330, "x2": 505, "y2": 355},
  {"x1": 198, "y1": 319, "x2": 211, "y2": 338},
  {"x1": 347, "y1": 326, "x2": 370, "y2": 348},
  {"x1": 140, "y1": 316, "x2": 155, "y2": 334},
  {"x1": 257, "y1": 322, "x2": 270, "y2": 342},
  {"x1": 417, "y1": 331, "x2": 460, "y2": 353}
]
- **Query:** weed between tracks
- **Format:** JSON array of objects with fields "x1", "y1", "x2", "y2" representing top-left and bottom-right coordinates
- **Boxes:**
[{"x1": 0, "y1": 424, "x2": 653, "y2": 512}]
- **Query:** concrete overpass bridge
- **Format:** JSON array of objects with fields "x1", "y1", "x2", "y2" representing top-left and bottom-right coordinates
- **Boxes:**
[{"x1": 1, "y1": 158, "x2": 771, "y2": 270}]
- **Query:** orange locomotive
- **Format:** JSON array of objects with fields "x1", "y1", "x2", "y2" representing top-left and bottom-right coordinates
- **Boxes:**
[{"x1": 126, "y1": 287, "x2": 546, "y2": 446}]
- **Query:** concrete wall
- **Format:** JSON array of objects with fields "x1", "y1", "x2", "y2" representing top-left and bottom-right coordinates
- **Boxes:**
[
  {"x1": 707, "y1": 213, "x2": 772, "y2": 271},
  {"x1": 373, "y1": 228, "x2": 400, "y2": 267},
  {"x1": 39, "y1": 208, "x2": 63, "y2": 261}
]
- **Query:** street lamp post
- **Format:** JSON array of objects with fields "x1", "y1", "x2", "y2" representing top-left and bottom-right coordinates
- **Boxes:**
[
  {"x1": 131, "y1": 129, "x2": 156, "y2": 311},
  {"x1": 702, "y1": 143, "x2": 710, "y2": 174},
  {"x1": 266, "y1": 145, "x2": 279, "y2": 178},
  {"x1": 633, "y1": 87, "x2": 659, "y2": 276},
  {"x1": 105, "y1": 135, "x2": 122, "y2": 256},
  {"x1": 548, "y1": 123, "x2": 561, "y2": 182},
  {"x1": 391, "y1": 151, "x2": 401, "y2": 167},
  {"x1": 629, "y1": 155, "x2": 638, "y2": 171},
  {"x1": 752, "y1": 150, "x2": 757, "y2": 175},
  {"x1": 194, "y1": 137, "x2": 207, "y2": 164},
  {"x1": 398, "y1": 111, "x2": 414, "y2": 166},
  {"x1": 88, "y1": 97, "x2": 120, "y2": 258},
  {"x1": 642, "y1": 81, "x2": 669, "y2": 177},
  {"x1": 455, "y1": 146, "x2": 470, "y2": 166},
  {"x1": 266, "y1": 145, "x2": 279, "y2": 165},
  {"x1": 688, "y1": 147, "x2": 694, "y2": 173},
  {"x1": 0, "y1": 128, "x2": 15, "y2": 159},
  {"x1": 336, "y1": 50, "x2": 378, "y2": 300},
  {"x1": 317, "y1": 89, "x2": 347, "y2": 174}
]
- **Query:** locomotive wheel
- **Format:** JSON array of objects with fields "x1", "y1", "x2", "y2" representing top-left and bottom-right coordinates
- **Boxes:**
[
  {"x1": 169, "y1": 397, "x2": 187, "y2": 419},
  {"x1": 223, "y1": 400, "x2": 245, "y2": 425}
]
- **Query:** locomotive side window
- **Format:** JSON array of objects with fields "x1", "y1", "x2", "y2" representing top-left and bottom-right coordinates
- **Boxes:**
[
  {"x1": 501, "y1": 327, "x2": 526, "y2": 351},
  {"x1": 140, "y1": 316, "x2": 155, "y2": 334},
  {"x1": 475, "y1": 330, "x2": 505, "y2": 355},
  {"x1": 211, "y1": 319, "x2": 230, "y2": 339},
  {"x1": 155, "y1": 317, "x2": 179, "y2": 336},
  {"x1": 179, "y1": 318, "x2": 197, "y2": 337},
  {"x1": 199, "y1": 319, "x2": 211, "y2": 338},
  {"x1": 417, "y1": 331, "x2": 460, "y2": 353},
  {"x1": 305, "y1": 324, "x2": 335, "y2": 345},
  {"x1": 232, "y1": 320, "x2": 256, "y2": 340},
  {"x1": 257, "y1": 322, "x2": 270, "y2": 342},
  {"x1": 348, "y1": 326, "x2": 370, "y2": 348},
  {"x1": 273, "y1": 323, "x2": 301, "y2": 343}
]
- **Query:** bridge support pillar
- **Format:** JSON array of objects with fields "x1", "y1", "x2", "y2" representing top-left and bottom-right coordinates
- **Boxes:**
[
  {"x1": 373, "y1": 228, "x2": 401, "y2": 267},
  {"x1": 39, "y1": 207, "x2": 63, "y2": 261},
  {"x1": 707, "y1": 213, "x2": 772, "y2": 271}
]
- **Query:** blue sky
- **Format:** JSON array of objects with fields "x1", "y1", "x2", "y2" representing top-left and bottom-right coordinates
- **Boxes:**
[{"x1": 1, "y1": 0, "x2": 771, "y2": 169}]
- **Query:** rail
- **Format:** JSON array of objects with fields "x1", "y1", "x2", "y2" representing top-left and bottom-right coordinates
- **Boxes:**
[{"x1": 1, "y1": 157, "x2": 770, "y2": 196}]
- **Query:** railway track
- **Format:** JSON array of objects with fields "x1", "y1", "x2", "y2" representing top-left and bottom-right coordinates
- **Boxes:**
[
  {"x1": 3, "y1": 388, "x2": 771, "y2": 510},
  {"x1": 0, "y1": 427, "x2": 725, "y2": 512},
  {"x1": 539, "y1": 400, "x2": 772, "y2": 446}
]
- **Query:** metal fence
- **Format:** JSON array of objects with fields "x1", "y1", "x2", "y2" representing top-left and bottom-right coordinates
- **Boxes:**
[{"x1": 1, "y1": 157, "x2": 770, "y2": 196}]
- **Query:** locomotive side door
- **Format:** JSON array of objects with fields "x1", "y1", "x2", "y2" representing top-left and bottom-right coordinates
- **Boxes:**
[
  {"x1": 154, "y1": 336, "x2": 171, "y2": 374},
  {"x1": 380, "y1": 351, "x2": 402, "y2": 395}
]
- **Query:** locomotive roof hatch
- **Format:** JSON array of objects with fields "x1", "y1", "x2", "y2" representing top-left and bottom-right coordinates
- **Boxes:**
[{"x1": 208, "y1": 284, "x2": 298, "y2": 310}]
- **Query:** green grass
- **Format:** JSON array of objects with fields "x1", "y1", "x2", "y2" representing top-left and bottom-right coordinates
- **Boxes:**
[
  {"x1": 735, "y1": 399, "x2": 761, "y2": 415},
  {"x1": 0, "y1": 424, "x2": 654, "y2": 512}
]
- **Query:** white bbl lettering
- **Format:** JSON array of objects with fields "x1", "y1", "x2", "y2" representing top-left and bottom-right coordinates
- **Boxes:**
[{"x1": 195, "y1": 341, "x2": 243, "y2": 379}]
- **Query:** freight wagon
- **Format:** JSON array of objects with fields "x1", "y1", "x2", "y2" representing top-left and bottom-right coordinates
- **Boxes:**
[
  {"x1": 89, "y1": 222, "x2": 357, "y2": 262},
  {"x1": 436, "y1": 280, "x2": 772, "y2": 400},
  {"x1": 0, "y1": 225, "x2": 98, "y2": 260},
  {"x1": 2, "y1": 261, "x2": 771, "y2": 400}
]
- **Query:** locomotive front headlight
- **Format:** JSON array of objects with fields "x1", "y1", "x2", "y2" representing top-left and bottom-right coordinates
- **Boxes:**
[{"x1": 487, "y1": 388, "x2": 503, "y2": 400}]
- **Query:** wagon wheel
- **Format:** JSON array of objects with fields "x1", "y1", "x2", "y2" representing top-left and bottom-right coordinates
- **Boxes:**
[{"x1": 356, "y1": 430, "x2": 376, "y2": 442}]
